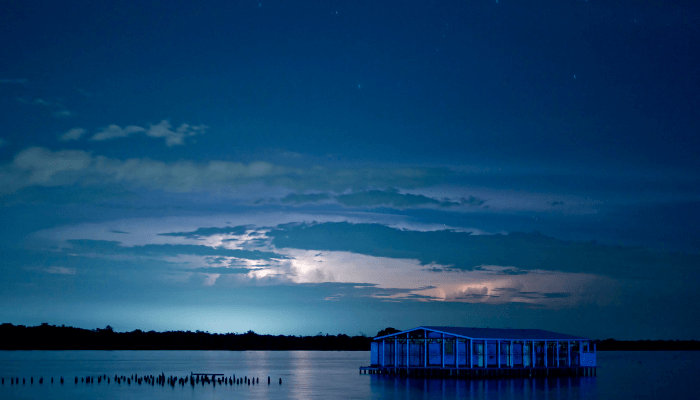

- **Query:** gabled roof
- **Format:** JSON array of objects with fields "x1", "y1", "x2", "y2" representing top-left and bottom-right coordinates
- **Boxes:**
[{"x1": 375, "y1": 326, "x2": 588, "y2": 341}]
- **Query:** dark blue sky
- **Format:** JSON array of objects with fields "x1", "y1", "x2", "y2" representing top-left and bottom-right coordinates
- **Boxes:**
[{"x1": 0, "y1": 0, "x2": 699, "y2": 339}]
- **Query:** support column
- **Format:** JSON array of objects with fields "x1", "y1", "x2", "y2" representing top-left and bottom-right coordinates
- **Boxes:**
[
  {"x1": 531, "y1": 342, "x2": 535, "y2": 368},
  {"x1": 580, "y1": 339, "x2": 583, "y2": 360},
  {"x1": 395, "y1": 338, "x2": 398, "y2": 368},
  {"x1": 382, "y1": 339, "x2": 385, "y2": 367},
  {"x1": 567, "y1": 341, "x2": 571, "y2": 367},
  {"x1": 544, "y1": 341, "x2": 547, "y2": 368},
  {"x1": 469, "y1": 340, "x2": 473, "y2": 368},
  {"x1": 485, "y1": 341, "x2": 488, "y2": 368},
  {"x1": 556, "y1": 341, "x2": 559, "y2": 367},
  {"x1": 424, "y1": 330, "x2": 427, "y2": 367},
  {"x1": 497, "y1": 340, "x2": 501, "y2": 368},
  {"x1": 442, "y1": 335, "x2": 445, "y2": 368},
  {"x1": 456, "y1": 339, "x2": 459, "y2": 368},
  {"x1": 407, "y1": 333, "x2": 410, "y2": 367},
  {"x1": 509, "y1": 340, "x2": 513, "y2": 367}
]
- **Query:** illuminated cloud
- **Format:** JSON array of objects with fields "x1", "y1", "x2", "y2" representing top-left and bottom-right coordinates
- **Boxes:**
[
  {"x1": 268, "y1": 222, "x2": 700, "y2": 279},
  {"x1": 77, "y1": 215, "x2": 610, "y2": 308}
]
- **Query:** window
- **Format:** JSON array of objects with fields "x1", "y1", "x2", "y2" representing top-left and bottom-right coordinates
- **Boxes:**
[
  {"x1": 472, "y1": 340, "x2": 484, "y2": 368},
  {"x1": 500, "y1": 341, "x2": 510, "y2": 367},
  {"x1": 487, "y1": 341, "x2": 498, "y2": 367}
]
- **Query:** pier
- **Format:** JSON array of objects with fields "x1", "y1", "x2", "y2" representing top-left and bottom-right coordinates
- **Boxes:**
[{"x1": 361, "y1": 326, "x2": 597, "y2": 379}]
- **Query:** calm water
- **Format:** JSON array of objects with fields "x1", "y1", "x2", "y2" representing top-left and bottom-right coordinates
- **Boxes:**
[{"x1": 0, "y1": 351, "x2": 697, "y2": 399}]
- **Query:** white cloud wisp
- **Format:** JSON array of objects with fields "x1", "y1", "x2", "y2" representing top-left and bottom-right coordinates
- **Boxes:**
[{"x1": 90, "y1": 120, "x2": 208, "y2": 146}]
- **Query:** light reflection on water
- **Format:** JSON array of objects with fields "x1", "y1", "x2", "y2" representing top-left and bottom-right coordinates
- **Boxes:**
[
  {"x1": 369, "y1": 374, "x2": 597, "y2": 400},
  {"x1": 0, "y1": 351, "x2": 697, "y2": 399}
]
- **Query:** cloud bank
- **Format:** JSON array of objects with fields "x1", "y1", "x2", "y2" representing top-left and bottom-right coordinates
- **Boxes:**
[
  {"x1": 1, "y1": 147, "x2": 453, "y2": 195},
  {"x1": 268, "y1": 222, "x2": 700, "y2": 279}
]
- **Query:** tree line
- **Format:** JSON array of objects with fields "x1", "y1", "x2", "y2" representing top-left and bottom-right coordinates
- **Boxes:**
[
  {"x1": 1, "y1": 324, "x2": 697, "y2": 351},
  {"x1": 594, "y1": 338, "x2": 700, "y2": 351},
  {"x1": 0, "y1": 323, "x2": 373, "y2": 350}
]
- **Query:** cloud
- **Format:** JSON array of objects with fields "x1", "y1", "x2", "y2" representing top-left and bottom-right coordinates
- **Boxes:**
[
  {"x1": 190, "y1": 267, "x2": 256, "y2": 274},
  {"x1": 1, "y1": 147, "x2": 452, "y2": 195},
  {"x1": 440, "y1": 284, "x2": 573, "y2": 304},
  {"x1": 336, "y1": 188, "x2": 461, "y2": 208},
  {"x1": 462, "y1": 196, "x2": 486, "y2": 207},
  {"x1": 147, "y1": 120, "x2": 208, "y2": 147},
  {"x1": 43, "y1": 266, "x2": 77, "y2": 275},
  {"x1": 446, "y1": 285, "x2": 492, "y2": 300},
  {"x1": 9, "y1": 147, "x2": 92, "y2": 188},
  {"x1": 274, "y1": 189, "x2": 485, "y2": 209},
  {"x1": 268, "y1": 222, "x2": 700, "y2": 279},
  {"x1": 91, "y1": 125, "x2": 146, "y2": 141},
  {"x1": 66, "y1": 239, "x2": 288, "y2": 261},
  {"x1": 25, "y1": 215, "x2": 620, "y2": 309},
  {"x1": 158, "y1": 226, "x2": 249, "y2": 239},
  {"x1": 279, "y1": 193, "x2": 331, "y2": 204},
  {"x1": 0, "y1": 138, "x2": 6, "y2": 147},
  {"x1": 90, "y1": 120, "x2": 207, "y2": 146},
  {"x1": 491, "y1": 287, "x2": 571, "y2": 300},
  {"x1": 15, "y1": 97, "x2": 74, "y2": 118},
  {"x1": 304, "y1": 282, "x2": 441, "y2": 302},
  {"x1": 59, "y1": 128, "x2": 86, "y2": 141},
  {"x1": 496, "y1": 267, "x2": 529, "y2": 275}
]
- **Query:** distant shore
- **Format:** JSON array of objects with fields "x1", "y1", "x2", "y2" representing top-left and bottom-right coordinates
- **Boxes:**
[
  {"x1": 1, "y1": 324, "x2": 698, "y2": 351},
  {"x1": 0, "y1": 323, "x2": 371, "y2": 351},
  {"x1": 594, "y1": 338, "x2": 700, "y2": 351}
]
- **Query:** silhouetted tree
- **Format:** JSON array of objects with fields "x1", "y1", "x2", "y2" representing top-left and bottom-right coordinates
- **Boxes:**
[{"x1": 376, "y1": 327, "x2": 401, "y2": 337}]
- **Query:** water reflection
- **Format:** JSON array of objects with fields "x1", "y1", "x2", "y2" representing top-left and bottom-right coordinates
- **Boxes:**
[
  {"x1": 370, "y1": 375, "x2": 598, "y2": 400},
  {"x1": 287, "y1": 351, "x2": 313, "y2": 400}
]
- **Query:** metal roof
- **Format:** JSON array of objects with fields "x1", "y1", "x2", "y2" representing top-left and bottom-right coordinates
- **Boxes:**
[{"x1": 375, "y1": 326, "x2": 588, "y2": 341}]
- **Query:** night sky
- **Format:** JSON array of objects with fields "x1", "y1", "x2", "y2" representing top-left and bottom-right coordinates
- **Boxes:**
[{"x1": 1, "y1": 0, "x2": 699, "y2": 340}]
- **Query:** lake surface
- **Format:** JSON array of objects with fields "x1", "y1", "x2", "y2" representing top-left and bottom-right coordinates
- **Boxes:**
[{"x1": 0, "y1": 351, "x2": 697, "y2": 399}]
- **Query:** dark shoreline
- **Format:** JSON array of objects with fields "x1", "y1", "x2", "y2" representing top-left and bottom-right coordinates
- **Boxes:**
[
  {"x1": 0, "y1": 323, "x2": 371, "y2": 351},
  {"x1": 595, "y1": 339, "x2": 700, "y2": 351},
  {"x1": 1, "y1": 324, "x2": 698, "y2": 351}
]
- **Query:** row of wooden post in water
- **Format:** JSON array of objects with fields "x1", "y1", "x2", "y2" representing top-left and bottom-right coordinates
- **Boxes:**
[{"x1": 1, "y1": 373, "x2": 282, "y2": 387}]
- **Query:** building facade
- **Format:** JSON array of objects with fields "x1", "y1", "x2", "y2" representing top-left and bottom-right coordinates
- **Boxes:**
[{"x1": 362, "y1": 326, "x2": 596, "y2": 378}]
